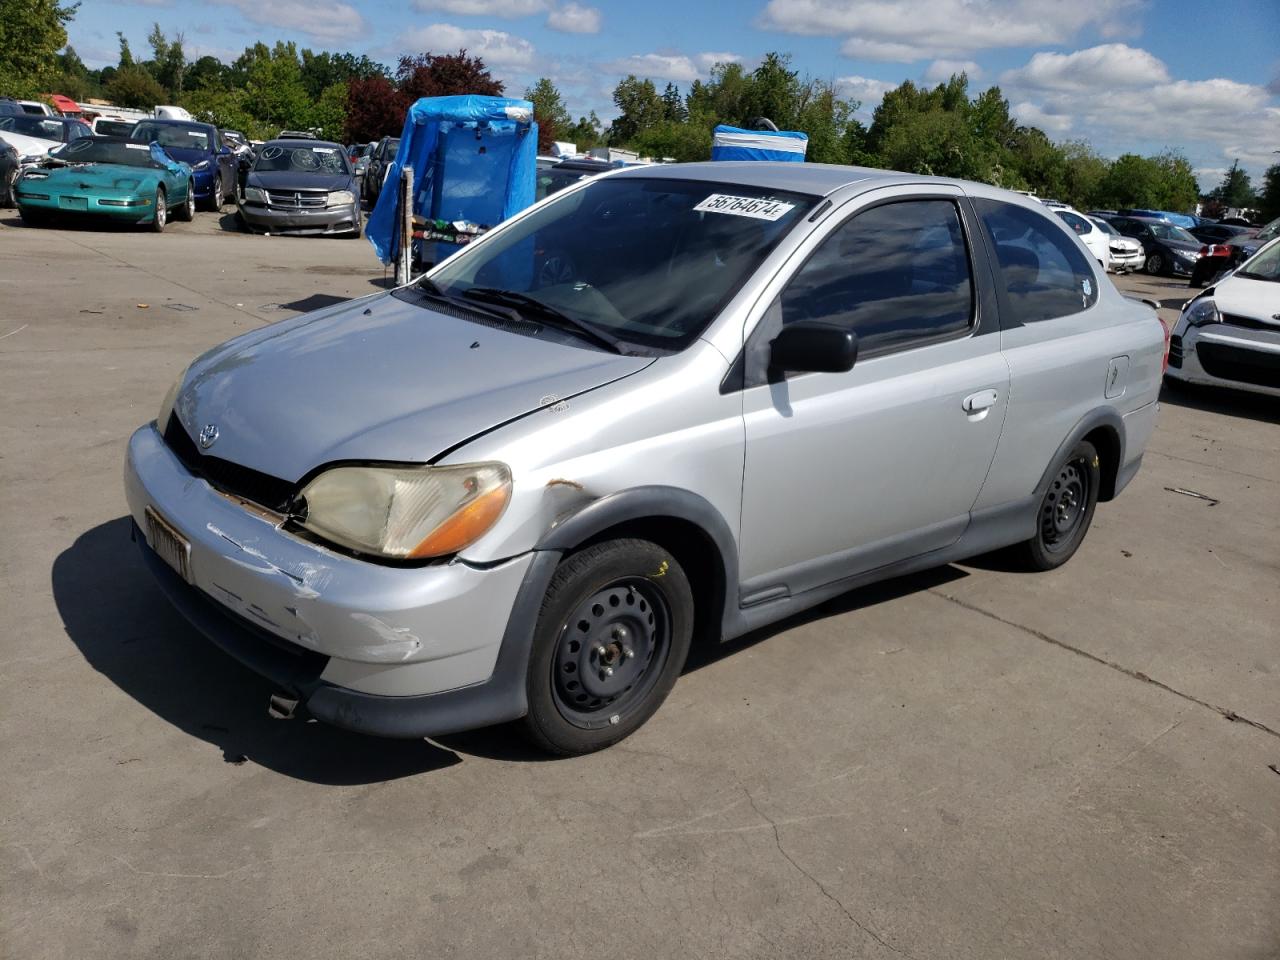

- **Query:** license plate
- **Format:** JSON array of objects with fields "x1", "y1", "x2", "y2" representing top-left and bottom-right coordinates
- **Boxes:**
[
  {"x1": 145, "y1": 507, "x2": 192, "y2": 583},
  {"x1": 60, "y1": 196, "x2": 88, "y2": 211}
]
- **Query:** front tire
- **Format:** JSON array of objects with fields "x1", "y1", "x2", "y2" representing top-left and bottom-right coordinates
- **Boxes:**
[
  {"x1": 149, "y1": 188, "x2": 166, "y2": 233},
  {"x1": 1012, "y1": 440, "x2": 1100, "y2": 571},
  {"x1": 174, "y1": 179, "x2": 195, "y2": 221},
  {"x1": 2, "y1": 165, "x2": 17, "y2": 208},
  {"x1": 520, "y1": 539, "x2": 694, "y2": 755},
  {"x1": 19, "y1": 205, "x2": 48, "y2": 227},
  {"x1": 204, "y1": 174, "x2": 223, "y2": 211},
  {"x1": 1145, "y1": 251, "x2": 1165, "y2": 275}
]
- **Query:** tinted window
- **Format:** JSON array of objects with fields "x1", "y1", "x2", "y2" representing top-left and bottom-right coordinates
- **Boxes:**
[
  {"x1": 778, "y1": 199, "x2": 973, "y2": 355},
  {"x1": 976, "y1": 199, "x2": 1097, "y2": 323},
  {"x1": 130, "y1": 122, "x2": 211, "y2": 152}
]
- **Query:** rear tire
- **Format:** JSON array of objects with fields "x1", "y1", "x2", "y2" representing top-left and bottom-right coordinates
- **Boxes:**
[
  {"x1": 520, "y1": 539, "x2": 694, "y2": 756},
  {"x1": 203, "y1": 174, "x2": 223, "y2": 212},
  {"x1": 1012, "y1": 440, "x2": 1100, "y2": 571},
  {"x1": 2, "y1": 165, "x2": 17, "y2": 208}
]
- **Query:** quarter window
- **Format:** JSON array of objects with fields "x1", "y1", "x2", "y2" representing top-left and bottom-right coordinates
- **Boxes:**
[
  {"x1": 777, "y1": 199, "x2": 974, "y2": 356},
  {"x1": 975, "y1": 199, "x2": 1097, "y2": 324}
]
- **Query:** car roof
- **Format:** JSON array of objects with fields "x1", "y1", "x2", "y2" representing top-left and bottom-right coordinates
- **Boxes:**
[
  {"x1": 265, "y1": 138, "x2": 343, "y2": 148},
  {"x1": 604, "y1": 160, "x2": 1033, "y2": 201}
]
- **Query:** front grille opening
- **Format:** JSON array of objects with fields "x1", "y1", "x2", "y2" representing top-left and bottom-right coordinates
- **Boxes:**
[
  {"x1": 162, "y1": 414, "x2": 296, "y2": 512},
  {"x1": 1195, "y1": 342, "x2": 1280, "y2": 389}
]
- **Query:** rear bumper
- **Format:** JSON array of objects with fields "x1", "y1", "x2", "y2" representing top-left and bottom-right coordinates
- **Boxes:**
[{"x1": 238, "y1": 200, "x2": 360, "y2": 235}]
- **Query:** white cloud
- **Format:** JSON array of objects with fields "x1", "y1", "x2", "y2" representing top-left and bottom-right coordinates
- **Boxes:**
[
  {"x1": 547, "y1": 2, "x2": 601, "y2": 32},
  {"x1": 1001, "y1": 45, "x2": 1280, "y2": 182},
  {"x1": 696, "y1": 51, "x2": 744, "y2": 71},
  {"x1": 209, "y1": 0, "x2": 365, "y2": 42},
  {"x1": 835, "y1": 74, "x2": 896, "y2": 112},
  {"x1": 924, "y1": 59, "x2": 982, "y2": 83},
  {"x1": 410, "y1": 0, "x2": 546, "y2": 14},
  {"x1": 1001, "y1": 43, "x2": 1168, "y2": 90},
  {"x1": 761, "y1": 0, "x2": 1143, "y2": 62},
  {"x1": 397, "y1": 24, "x2": 536, "y2": 68}
]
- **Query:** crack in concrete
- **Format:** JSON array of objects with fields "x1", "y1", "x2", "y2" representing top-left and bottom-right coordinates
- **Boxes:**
[
  {"x1": 1146, "y1": 447, "x2": 1278, "y2": 486},
  {"x1": 928, "y1": 589, "x2": 1280, "y2": 741},
  {"x1": 743, "y1": 789, "x2": 919, "y2": 960}
]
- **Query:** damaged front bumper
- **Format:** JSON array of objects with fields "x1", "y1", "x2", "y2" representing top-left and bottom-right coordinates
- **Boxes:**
[{"x1": 124, "y1": 423, "x2": 542, "y2": 737}]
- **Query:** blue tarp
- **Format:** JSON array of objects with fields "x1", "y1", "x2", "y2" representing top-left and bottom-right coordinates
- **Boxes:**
[
  {"x1": 366, "y1": 94, "x2": 538, "y2": 264},
  {"x1": 711, "y1": 125, "x2": 808, "y2": 163}
]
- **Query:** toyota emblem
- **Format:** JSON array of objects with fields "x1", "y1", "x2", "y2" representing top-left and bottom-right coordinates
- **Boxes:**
[{"x1": 198, "y1": 424, "x2": 220, "y2": 449}]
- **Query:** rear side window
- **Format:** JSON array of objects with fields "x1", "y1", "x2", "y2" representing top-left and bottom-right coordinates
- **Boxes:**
[
  {"x1": 779, "y1": 199, "x2": 974, "y2": 355},
  {"x1": 975, "y1": 199, "x2": 1097, "y2": 323},
  {"x1": 1056, "y1": 210, "x2": 1092, "y2": 235}
]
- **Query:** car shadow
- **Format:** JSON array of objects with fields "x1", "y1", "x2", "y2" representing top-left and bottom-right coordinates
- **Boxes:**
[
  {"x1": 1161, "y1": 380, "x2": 1280, "y2": 425},
  {"x1": 276, "y1": 293, "x2": 351, "y2": 313},
  {"x1": 217, "y1": 211, "x2": 247, "y2": 233},
  {"x1": 52, "y1": 517, "x2": 462, "y2": 784}
]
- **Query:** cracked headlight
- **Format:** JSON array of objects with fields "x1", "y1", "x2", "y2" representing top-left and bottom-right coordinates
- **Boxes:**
[
  {"x1": 296, "y1": 462, "x2": 511, "y2": 559},
  {"x1": 1183, "y1": 298, "x2": 1220, "y2": 328}
]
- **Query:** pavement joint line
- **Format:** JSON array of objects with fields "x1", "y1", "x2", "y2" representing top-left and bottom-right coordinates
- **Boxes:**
[
  {"x1": 1146, "y1": 447, "x2": 1279, "y2": 486},
  {"x1": 927, "y1": 588, "x2": 1280, "y2": 741},
  {"x1": 41, "y1": 231, "x2": 273, "y2": 326},
  {"x1": 743, "y1": 788, "x2": 920, "y2": 960}
]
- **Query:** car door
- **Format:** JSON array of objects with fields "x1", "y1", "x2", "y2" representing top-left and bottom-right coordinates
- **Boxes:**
[
  {"x1": 736, "y1": 187, "x2": 1009, "y2": 601},
  {"x1": 214, "y1": 129, "x2": 235, "y2": 188}
]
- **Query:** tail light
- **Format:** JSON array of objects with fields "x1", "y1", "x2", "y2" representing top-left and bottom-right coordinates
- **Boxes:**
[
  {"x1": 1200, "y1": 244, "x2": 1230, "y2": 258},
  {"x1": 1157, "y1": 315, "x2": 1171, "y2": 373}
]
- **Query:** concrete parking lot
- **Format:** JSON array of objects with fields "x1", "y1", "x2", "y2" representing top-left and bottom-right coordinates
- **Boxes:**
[{"x1": 1, "y1": 210, "x2": 1277, "y2": 959}]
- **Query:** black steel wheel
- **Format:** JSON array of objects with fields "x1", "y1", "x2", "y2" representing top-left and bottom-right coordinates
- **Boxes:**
[
  {"x1": 521, "y1": 539, "x2": 694, "y2": 755},
  {"x1": 1014, "y1": 439, "x2": 1100, "y2": 571}
]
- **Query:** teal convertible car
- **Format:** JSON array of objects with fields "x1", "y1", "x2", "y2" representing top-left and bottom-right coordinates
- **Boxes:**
[{"x1": 15, "y1": 136, "x2": 195, "y2": 231}]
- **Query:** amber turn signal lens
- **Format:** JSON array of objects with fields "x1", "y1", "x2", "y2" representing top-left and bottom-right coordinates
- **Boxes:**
[{"x1": 408, "y1": 483, "x2": 511, "y2": 558}]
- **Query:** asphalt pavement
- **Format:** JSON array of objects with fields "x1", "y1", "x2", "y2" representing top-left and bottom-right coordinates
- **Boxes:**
[{"x1": 1, "y1": 211, "x2": 1277, "y2": 959}]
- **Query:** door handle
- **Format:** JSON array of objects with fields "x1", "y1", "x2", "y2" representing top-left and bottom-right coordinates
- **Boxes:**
[{"x1": 962, "y1": 389, "x2": 999, "y2": 413}]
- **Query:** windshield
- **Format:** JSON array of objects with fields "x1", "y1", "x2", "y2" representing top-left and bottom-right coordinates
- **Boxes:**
[
  {"x1": 1235, "y1": 239, "x2": 1280, "y2": 282},
  {"x1": 0, "y1": 116, "x2": 72, "y2": 141},
  {"x1": 1255, "y1": 218, "x2": 1280, "y2": 243},
  {"x1": 94, "y1": 119, "x2": 134, "y2": 137},
  {"x1": 423, "y1": 176, "x2": 816, "y2": 351},
  {"x1": 55, "y1": 138, "x2": 161, "y2": 167},
  {"x1": 1091, "y1": 218, "x2": 1119, "y2": 236},
  {"x1": 131, "y1": 122, "x2": 210, "y2": 152},
  {"x1": 1146, "y1": 222, "x2": 1196, "y2": 243},
  {"x1": 253, "y1": 143, "x2": 350, "y2": 174}
]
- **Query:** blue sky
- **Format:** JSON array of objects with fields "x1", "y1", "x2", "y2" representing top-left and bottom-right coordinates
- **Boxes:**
[{"x1": 70, "y1": 0, "x2": 1280, "y2": 188}]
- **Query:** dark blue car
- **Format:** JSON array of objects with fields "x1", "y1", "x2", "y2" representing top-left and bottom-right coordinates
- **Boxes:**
[{"x1": 129, "y1": 119, "x2": 237, "y2": 210}]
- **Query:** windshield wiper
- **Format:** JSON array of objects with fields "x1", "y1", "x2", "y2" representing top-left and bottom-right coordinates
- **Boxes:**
[{"x1": 461, "y1": 287, "x2": 624, "y2": 354}]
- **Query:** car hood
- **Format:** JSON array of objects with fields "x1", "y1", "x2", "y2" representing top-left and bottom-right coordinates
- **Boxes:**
[
  {"x1": 1214, "y1": 275, "x2": 1280, "y2": 325},
  {"x1": 173, "y1": 292, "x2": 654, "y2": 482},
  {"x1": 0, "y1": 131, "x2": 60, "y2": 157},
  {"x1": 247, "y1": 169, "x2": 353, "y2": 192},
  {"x1": 37, "y1": 162, "x2": 159, "y2": 191}
]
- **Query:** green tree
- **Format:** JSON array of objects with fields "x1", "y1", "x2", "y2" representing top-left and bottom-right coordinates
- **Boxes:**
[
  {"x1": 1210, "y1": 160, "x2": 1256, "y2": 209},
  {"x1": 609, "y1": 75, "x2": 664, "y2": 143},
  {"x1": 1257, "y1": 163, "x2": 1280, "y2": 223},
  {"x1": 105, "y1": 64, "x2": 166, "y2": 108},
  {"x1": 1150, "y1": 150, "x2": 1199, "y2": 211},
  {"x1": 632, "y1": 121, "x2": 712, "y2": 161},
  {"x1": 661, "y1": 82, "x2": 686, "y2": 123},
  {"x1": 309, "y1": 81, "x2": 348, "y2": 142},
  {"x1": 299, "y1": 50, "x2": 385, "y2": 99},
  {"x1": 525, "y1": 77, "x2": 571, "y2": 151},
  {"x1": 55, "y1": 44, "x2": 95, "y2": 100},
  {"x1": 117, "y1": 31, "x2": 134, "y2": 68},
  {"x1": 187, "y1": 55, "x2": 229, "y2": 91},
  {"x1": 0, "y1": 0, "x2": 78, "y2": 99},
  {"x1": 234, "y1": 42, "x2": 311, "y2": 132},
  {"x1": 146, "y1": 23, "x2": 186, "y2": 97},
  {"x1": 563, "y1": 111, "x2": 603, "y2": 151}
]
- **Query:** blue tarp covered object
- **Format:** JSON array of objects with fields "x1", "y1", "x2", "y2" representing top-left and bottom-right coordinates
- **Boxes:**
[
  {"x1": 711, "y1": 125, "x2": 808, "y2": 162},
  {"x1": 366, "y1": 94, "x2": 538, "y2": 264}
]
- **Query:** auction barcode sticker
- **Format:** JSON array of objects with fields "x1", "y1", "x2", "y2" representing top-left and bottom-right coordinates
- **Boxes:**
[{"x1": 694, "y1": 194, "x2": 796, "y2": 221}]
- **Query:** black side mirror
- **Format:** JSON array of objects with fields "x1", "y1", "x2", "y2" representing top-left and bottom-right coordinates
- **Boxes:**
[{"x1": 770, "y1": 321, "x2": 858, "y2": 374}]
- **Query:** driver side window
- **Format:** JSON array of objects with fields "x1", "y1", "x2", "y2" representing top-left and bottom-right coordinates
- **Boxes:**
[{"x1": 778, "y1": 198, "x2": 975, "y2": 355}]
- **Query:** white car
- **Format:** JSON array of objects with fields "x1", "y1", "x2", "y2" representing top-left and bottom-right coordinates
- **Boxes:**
[
  {"x1": 1053, "y1": 207, "x2": 1111, "y2": 268},
  {"x1": 1166, "y1": 238, "x2": 1280, "y2": 397},
  {"x1": 1090, "y1": 217, "x2": 1144, "y2": 274},
  {"x1": 0, "y1": 115, "x2": 91, "y2": 167},
  {"x1": 91, "y1": 116, "x2": 136, "y2": 138}
]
